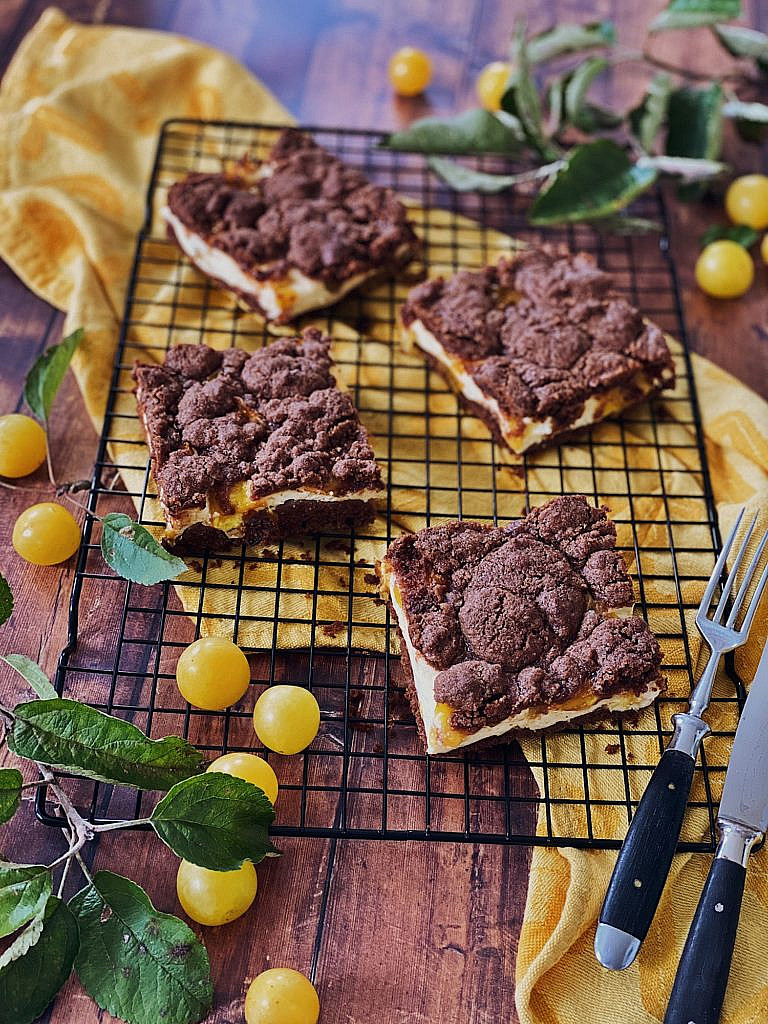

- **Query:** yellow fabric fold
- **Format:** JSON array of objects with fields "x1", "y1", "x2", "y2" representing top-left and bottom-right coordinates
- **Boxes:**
[
  {"x1": 2, "y1": 10, "x2": 767, "y2": 1023},
  {"x1": 515, "y1": 365, "x2": 768, "y2": 1024},
  {"x1": 0, "y1": 6, "x2": 291, "y2": 427}
]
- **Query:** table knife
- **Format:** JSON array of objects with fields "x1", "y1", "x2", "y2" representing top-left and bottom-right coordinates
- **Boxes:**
[{"x1": 664, "y1": 638, "x2": 768, "y2": 1024}]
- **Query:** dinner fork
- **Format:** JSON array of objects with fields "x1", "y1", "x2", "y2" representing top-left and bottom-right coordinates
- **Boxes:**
[{"x1": 595, "y1": 507, "x2": 768, "y2": 971}]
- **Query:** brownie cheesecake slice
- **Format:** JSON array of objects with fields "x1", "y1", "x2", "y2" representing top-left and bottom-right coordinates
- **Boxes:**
[
  {"x1": 378, "y1": 495, "x2": 664, "y2": 754},
  {"x1": 162, "y1": 128, "x2": 421, "y2": 322},
  {"x1": 133, "y1": 329, "x2": 385, "y2": 552},
  {"x1": 400, "y1": 246, "x2": 675, "y2": 455}
]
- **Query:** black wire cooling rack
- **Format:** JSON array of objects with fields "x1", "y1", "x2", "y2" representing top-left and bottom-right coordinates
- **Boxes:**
[{"x1": 37, "y1": 120, "x2": 739, "y2": 851}]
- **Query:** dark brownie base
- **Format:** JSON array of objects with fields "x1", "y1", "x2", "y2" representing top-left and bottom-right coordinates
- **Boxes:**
[
  {"x1": 166, "y1": 496, "x2": 379, "y2": 554},
  {"x1": 392, "y1": 621, "x2": 664, "y2": 755},
  {"x1": 417, "y1": 344, "x2": 667, "y2": 455}
]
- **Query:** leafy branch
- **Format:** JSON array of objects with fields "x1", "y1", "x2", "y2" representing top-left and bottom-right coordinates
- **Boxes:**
[
  {"x1": 4, "y1": 330, "x2": 189, "y2": 589},
  {"x1": 383, "y1": 1, "x2": 768, "y2": 228},
  {"x1": 0, "y1": 627, "x2": 276, "y2": 1024}
]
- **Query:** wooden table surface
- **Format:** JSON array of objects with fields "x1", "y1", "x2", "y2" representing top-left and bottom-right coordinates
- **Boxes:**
[{"x1": 1, "y1": 2, "x2": 766, "y2": 1022}]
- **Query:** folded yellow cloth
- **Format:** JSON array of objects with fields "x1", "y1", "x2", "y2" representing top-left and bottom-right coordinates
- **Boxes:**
[
  {"x1": 1, "y1": 10, "x2": 767, "y2": 1024},
  {"x1": 516, "y1": 373, "x2": 768, "y2": 1024},
  {"x1": 0, "y1": 6, "x2": 291, "y2": 427}
]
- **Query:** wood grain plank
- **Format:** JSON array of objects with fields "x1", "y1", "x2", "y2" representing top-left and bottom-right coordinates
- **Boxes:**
[
  {"x1": 0, "y1": 371, "x2": 90, "y2": 682},
  {"x1": 1, "y1": 3, "x2": 767, "y2": 1024},
  {"x1": 43, "y1": 833, "x2": 334, "y2": 1024},
  {"x1": 313, "y1": 839, "x2": 531, "y2": 1024}
]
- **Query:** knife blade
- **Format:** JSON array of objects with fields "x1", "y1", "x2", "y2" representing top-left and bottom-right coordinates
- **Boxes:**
[
  {"x1": 664, "y1": 635, "x2": 768, "y2": 1024},
  {"x1": 718, "y1": 638, "x2": 768, "y2": 833}
]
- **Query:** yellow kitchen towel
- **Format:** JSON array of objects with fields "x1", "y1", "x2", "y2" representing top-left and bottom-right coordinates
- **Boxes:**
[
  {"x1": 1, "y1": 10, "x2": 767, "y2": 1024},
  {"x1": 515, "y1": 373, "x2": 768, "y2": 1024},
  {"x1": 0, "y1": 6, "x2": 291, "y2": 428}
]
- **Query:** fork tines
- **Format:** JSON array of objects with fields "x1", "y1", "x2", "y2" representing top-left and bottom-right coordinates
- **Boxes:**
[{"x1": 697, "y1": 508, "x2": 768, "y2": 639}]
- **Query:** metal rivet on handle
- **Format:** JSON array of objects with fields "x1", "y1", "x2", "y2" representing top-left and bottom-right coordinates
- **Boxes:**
[
  {"x1": 714, "y1": 902, "x2": 724, "y2": 913},
  {"x1": 633, "y1": 878, "x2": 642, "y2": 888}
]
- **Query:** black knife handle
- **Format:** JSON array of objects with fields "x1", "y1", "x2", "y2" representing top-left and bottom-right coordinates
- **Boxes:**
[
  {"x1": 664, "y1": 857, "x2": 745, "y2": 1024},
  {"x1": 596, "y1": 748, "x2": 696, "y2": 965},
  {"x1": 664, "y1": 821, "x2": 762, "y2": 1024}
]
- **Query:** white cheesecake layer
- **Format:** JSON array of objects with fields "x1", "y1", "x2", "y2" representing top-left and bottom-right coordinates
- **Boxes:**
[
  {"x1": 386, "y1": 574, "x2": 660, "y2": 755},
  {"x1": 162, "y1": 206, "x2": 370, "y2": 321},
  {"x1": 407, "y1": 319, "x2": 675, "y2": 455},
  {"x1": 163, "y1": 484, "x2": 383, "y2": 542}
]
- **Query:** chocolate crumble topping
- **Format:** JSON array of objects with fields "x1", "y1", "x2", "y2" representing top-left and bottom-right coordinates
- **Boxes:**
[
  {"x1": 401, "y1": 246, "x2": 675, "y2": 428},
  {"x1": 133, "y1": 329, "x2": 383, "y2": 516},
  {"x1": 383, "y1": 495, "x2": 663, "y2": 732},
  {"x1": 167, "y1": 128, "x2": 420, "y2": 289}
]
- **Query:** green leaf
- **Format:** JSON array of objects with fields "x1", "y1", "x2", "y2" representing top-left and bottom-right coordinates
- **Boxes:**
[
  {"x1": 592, "y1": 215, "x2": 663, "y2": 235},
  {"x1": 0, "y1": 897, "x2": 79, "y2": 1024},
  {"x1": 427, "y1": 155, "x2": 561, "y2": 194},
  {"x1": 577, "y1": 103, "x2": 624, "y2": 132},
  {"x1": 0, "y1": 908, "x2": 46, "y2": 971},
  {"x1": 637, "y1": 154, "x2": 727, "y2": 180},
  {"x1": 714, "y1": 24, "x2": 768, "y2": 70},
  {"x1": 23, "y1": 328, "x2": 83, "y2": 423},
  {"x1": 9, "y1": 698, "x2": 204, "y2": 791},
  {"x1": 150, "y1": 772, "x2": 277, "y2": 870},
  {"x1": 1, "y1": 654, "x2": 58, "y2": 700},
  {"x1": 527, "y1": 20, "x2": 616, "y2": 63},
  {"x1": 723, "y1": 99, "x2": 768, "y2": 122},
  {"x1": 700, "y1": 224, "x2": 760, "y2": 248},
  {"x1": 427, "y1": 158, "x2": 519, "y2": 193},
  {"x1": 629, "y1": 73, "x2": 672, "y2": 153},
  {"x1": 70, "y1": 872, "x2": 213, "y2": 1024},
  {"x1": 0, "y1": 770, "x2": 22, "y2": 826},
  {"x1": 562, "y1": 57, "x2": 622, "y2": 132},
  {"x1": 723, "y1": 98, "x2": 768, "y2": 141},
  {"x1": 0, "y1": 865, "x2": 51, "y2": 940},
  {"x1": 100, "y1": 513, "x2": 188, "y2": 586},
  {"x1": 666, "y1": 83, "x2": 723, "y2": 199},
  {"x1": 0, "y1": 575, "x2": 12, "y2": 628},
  {"x1": 501, "y1": 21, "x2": 561, "y2": 161},
  {"x1": 529, "y1": 140, "x2": 657, "y2": 225},
  {"x1": 651, "y1": 0, "x2": 741, "y2": 32},
  {"x1": 546, "y1": 73, "x2": 567, "y2": 133},
  {"x1": 667, "y1": 84, "x2": 724, "y2": 159},
  {"x1": 382, "y1": 109, "x2": 523, "y2": 155}
]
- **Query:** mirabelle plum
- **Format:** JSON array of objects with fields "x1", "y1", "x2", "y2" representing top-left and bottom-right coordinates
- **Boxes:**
[
  {"x1": 388, "y1": 47, "x2": 432, "y2": 97},
  {"x1": 244, "y1": 968, "x2": 320, "y2": 1024},
  {"x1": 176, "y1": 860, "x2": 257, "y2": 926},
  {"x1": 252, "y1": 686, "x2": 320, "y2": 755},
  {"x1": 695, "y1": 240, "x2": 754, "y2": 299},
  {"x1": 207, "y1": 752, "x2": 278, "y2": 805},
  {"x1": 725, "y1": 174, "x2": 768, "y2": 230},
  {"x1": 0, "y1": 414, "x2": 47, "y2": 478},
  {"x1": 12, "y1": 503, "x2": 80, "y2": 565},
  {"x1": 475, "y1": 61, "x2": 511, "y2": 111},
  {"x1": 175, "y1": 637, "x2": 250, "y2": 710}
]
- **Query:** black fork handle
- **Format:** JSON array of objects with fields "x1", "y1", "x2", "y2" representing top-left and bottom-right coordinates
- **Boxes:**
[{"x1": 595, "y1": 713, "x2": 710, "y2": 970}]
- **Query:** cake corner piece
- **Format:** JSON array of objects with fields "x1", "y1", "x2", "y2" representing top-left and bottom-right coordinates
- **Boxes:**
[
  {"x1": 133, "y1": 328, "x2": 385, "y2": 553},
  {"x1": 400, "y1": 246, "x2": 676, "y2": 456},
  {"x1": 379, "y1": 495, "x2": 665, "y2": 755},
  {"x1": 162, "y1": 128, "x2": 422, "y2": 323}
]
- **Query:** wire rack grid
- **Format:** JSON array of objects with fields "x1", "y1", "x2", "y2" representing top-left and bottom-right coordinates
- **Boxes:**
[{"x1": 37, "y1": 120, "x2": 738, "y2": 851}]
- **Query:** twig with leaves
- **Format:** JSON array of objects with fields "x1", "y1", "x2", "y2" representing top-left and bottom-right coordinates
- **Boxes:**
[
  {"x1": 0, "y1": 600, "x2": 277, "y2": 1024},
  {"x1": 7, "y1": 328, "x2": 190, "y2": 588},
  {"x1": 383, "y1": 1, "x2": 768, "y2": 229}
]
